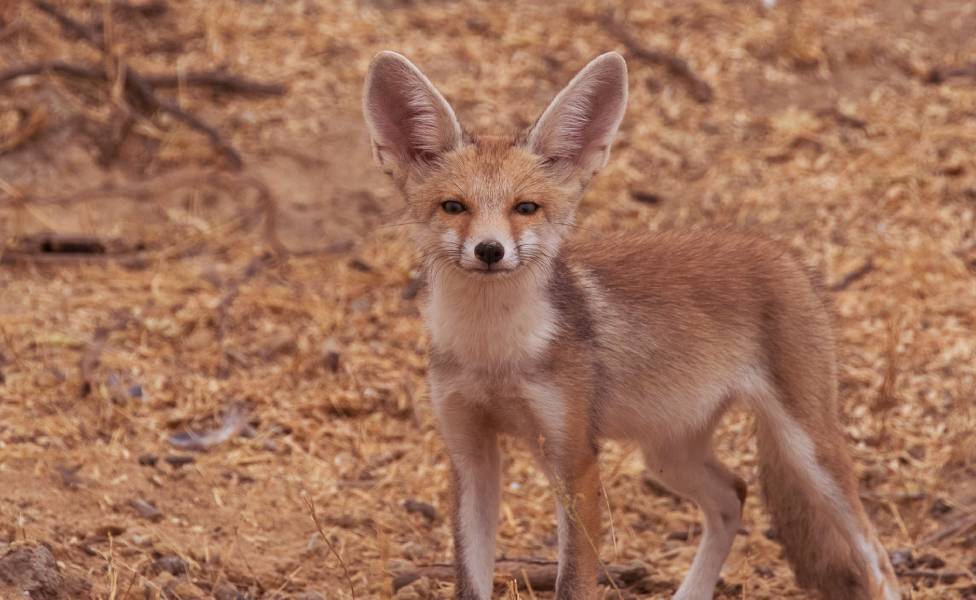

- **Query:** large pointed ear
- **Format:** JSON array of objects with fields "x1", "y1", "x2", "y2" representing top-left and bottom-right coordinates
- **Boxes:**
[
  {"x1": 363, "y1": 51, "x2": 463, "y2": 178},
  {"x1": 525, "y1": 52, "x2": 628, "y2": 183}
]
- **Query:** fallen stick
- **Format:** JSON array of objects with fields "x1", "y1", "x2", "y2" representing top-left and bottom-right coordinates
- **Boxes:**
[
  {"x1": 926, "y1": 63, "x2": 976, "y2": 84},
  {"x1": 32, "y1": 1, "x2": 249, "y2": 168},
  {"x1": 0, "y1": 60, "x2": 103, "y2": 85},
  {"x1": 143, "y1": 71, "x2": 286, "y2": 96},
  {"x1": 8, "y1": 170, "x2": 285, "y2": 257},
  {"x1": 0, "y1": 61, "x2": 285, "y2": 97},
  {"x1": 390, "y1": 559, "x2": 649, "y2": 593},
  {"x1": 829, "y1": 258, "x2": 875, "y2": 292},
  {"x1": 600, "y1": 11, "x2": 713, "y2": 103},
  {"x1": 918, "y1": 512, "x2": 976, "y2": 546},
  {"x1": 111, "y1": 0, "x2": 168, "y2": 17}
]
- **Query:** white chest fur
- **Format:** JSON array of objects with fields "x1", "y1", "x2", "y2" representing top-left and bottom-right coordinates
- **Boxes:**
[{"x1": 425, "y1": 272, "x2": 558, "y2": 372}]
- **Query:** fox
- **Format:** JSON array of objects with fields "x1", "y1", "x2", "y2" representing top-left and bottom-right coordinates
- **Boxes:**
[{"x1": 362, "y1": 51, "x2": 901, "y2": 600}]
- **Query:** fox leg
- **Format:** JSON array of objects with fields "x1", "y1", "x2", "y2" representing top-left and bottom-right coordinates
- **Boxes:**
[
  {"x1": 538, "y1": 441, "x2": 602, "y2": 600},
  {"x1": 642, "y1": 436, "x2": 746, "y2": 600},
  {"x1": 528, "y1": 381, "x2": 603, "y2": 600},
  {"x1": 436, "y1": 398, "x2": 501, "y2": 600}
]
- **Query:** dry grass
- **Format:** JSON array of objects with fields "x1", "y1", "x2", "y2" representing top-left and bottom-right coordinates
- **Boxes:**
[{"x1": 1, "y1": 0, "x2": 975, "y2": 598}]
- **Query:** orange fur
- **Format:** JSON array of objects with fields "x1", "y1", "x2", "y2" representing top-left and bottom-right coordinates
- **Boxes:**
[{"x1": 363, "y1": 51, "x2": 900, "y2": 600}]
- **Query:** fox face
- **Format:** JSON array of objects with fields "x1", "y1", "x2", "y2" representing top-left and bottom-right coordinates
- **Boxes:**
[
  {"x1": 403, "y1": 139, "x2": 572, "y2": 276},
  {"x1": 364, "y1": 51, "x2": 627, "y2": 280}
]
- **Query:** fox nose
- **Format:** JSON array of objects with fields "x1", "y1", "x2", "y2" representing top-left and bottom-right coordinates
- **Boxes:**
[{"x1": 474, "y1": 240, "x2": 505, "y2": 265}]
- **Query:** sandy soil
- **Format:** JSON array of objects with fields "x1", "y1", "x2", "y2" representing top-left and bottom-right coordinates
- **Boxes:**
[{"x1": 1, "y1": 0, "x2": 974, "y2": 598}]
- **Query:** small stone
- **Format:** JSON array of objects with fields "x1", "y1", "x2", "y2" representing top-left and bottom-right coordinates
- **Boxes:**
[
  {"x1": 138, "y1": 454, "x2": 158, "y2": 467},
  {"x1": 164, "y1": 455, "x2": 195, "y2": 469},
  {"x1": 152, "y1": 554, "x2": 188, "y2": 576},
  {"x1": 213, "y1": 582, "x2": 244, "y2": 600},
  {"x1": 402, "y1": 499, "x2": 438, "y2": 523},
  {"x1": 401, "y1": 541, "x2": 426, "y2": 561},
  {"x1": 930, "y1": 497, "x2": 953, "y2": 516},
  {"x1": 130, "y1": 498, "x2": 163, "y2": 522},
  {"x1": 348, "y1": 258, "x2": 372, "y2": 272}
]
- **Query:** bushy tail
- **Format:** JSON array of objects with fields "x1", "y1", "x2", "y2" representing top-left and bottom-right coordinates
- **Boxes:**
[{"x1": 754, "y1": 409, "x2": 900, "y2": 600}]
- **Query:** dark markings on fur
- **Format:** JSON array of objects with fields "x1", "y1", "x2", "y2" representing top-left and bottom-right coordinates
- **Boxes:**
[
  {"x1": 429, "y1": 347, "x2": 462, "y2": 373},
  {"x1": 546, "y1": 257, "x2": 604, "y2": 452}
]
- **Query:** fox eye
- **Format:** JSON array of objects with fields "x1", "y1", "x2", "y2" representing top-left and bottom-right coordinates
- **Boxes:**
[
  {"x1": 441, "y1": 200, "x2": 466, "y2": 214},
  {"x1": 514, "y1": 201, "x2": 540, "y2": 215}
]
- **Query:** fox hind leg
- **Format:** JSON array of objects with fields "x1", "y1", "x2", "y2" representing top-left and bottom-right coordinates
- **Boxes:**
[{"x1": 642, "y1": 435, "x2": 747, "y2": 600}]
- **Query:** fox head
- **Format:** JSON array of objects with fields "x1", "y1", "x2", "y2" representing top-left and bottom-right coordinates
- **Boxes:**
[{"x1": 363, "y1": 52, "x2": 627, "y2": 279}]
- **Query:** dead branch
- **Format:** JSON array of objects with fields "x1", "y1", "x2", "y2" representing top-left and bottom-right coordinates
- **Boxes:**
[
  {"x1": 390, "y1": 559, "x2": 649, "y2": 593},
  {"x1": 600, "y1": 11, "x2": 713, "y2": 103},
  {"x1": 0, "y1": 61, "x2": 104, "y2": 85},
  {"x1": 142, "y1": 71, "x2": 286, "y2": 96},
  {"x1": 111, "y1": 0, "x2": 168, "y2": 18},
  {"x1": 829, "y1": 258, "x2": 875, "y2": 291},
  {"x1": 9, "y1": 170, "x2": 285, "y2": 257},
  {"x1": 919, "y1": 512, "x2": 976, "y2": 546},
  {"x1": 32, "y1": 1, "x2": 247, "y2": 168},
  {"x1": 0, "y1": 233, "x2": 154, "y2": 267},
  {"x1": 900, "y1": 570, "x2": 968, "y2": 583},
  {"x1": 0, "y1": 61, "x2": 285, "y2": 98},
  {"x1": 926, "y1": 63, "x2": 976, "y2": 84},
  {"x1": 34, "y1": 0, "x2": 100, "y2": 45}
]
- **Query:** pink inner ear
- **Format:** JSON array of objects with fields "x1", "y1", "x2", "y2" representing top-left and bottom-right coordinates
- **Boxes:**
[
  {"x1": 529, "y1": 55, "x2": 627, "y2": 168},
  {"x1": 365, "y1": 57, "x2": 460, "y2": 166}
]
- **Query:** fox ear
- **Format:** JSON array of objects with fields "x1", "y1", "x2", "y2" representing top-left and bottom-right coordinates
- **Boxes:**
[
  {"x1": 526, "y1": 52, "x2": 628, "y2": 183},
  {"x1": 363, "y1": 51, "x2": 463, "y2": 177}
]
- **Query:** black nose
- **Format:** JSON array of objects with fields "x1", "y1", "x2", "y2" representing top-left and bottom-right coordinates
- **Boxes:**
[{"x1": 474, "y1": 240, "x2": 505, "y2": 265}]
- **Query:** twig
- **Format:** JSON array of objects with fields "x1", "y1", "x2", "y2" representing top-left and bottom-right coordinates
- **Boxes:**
[
  {"x1": 143, "y1": 71, "x2": 286, "y2": 96},
  {"x1": 0, "y1": 61, "x2": 285, "y2": 97},
  {"x1": 34, "y1": 0, "x2": 100, "y2": 45},
  {"x1": 926, "y1": 63, "x2": 976, "y2": 84},
  {"x1": 900, "y1": 570, "x2": 969, "y2": 583},
  {"x1": 390, "y1": 559, "x2": 649, "y2": 593},
  {"x1": 829, "y1": 258, "x2": 875, "y2": 291},
  {"x1": 303, "y1": 495, "x2": 357, "y2": 599},
  {"x1": 0, "y1": 61, "x2": 104, "y2": 85},
  {"x1": 600, "y1": 11, "x2": 713, "y2": 103},
  {"x1": 111, "y1": 0, "x2": 168, "y2": 17},
  {"x1": 31, "y1": 1, "x2": 248, "y2": 168},
  {"x1": 919, "y1": 512, "x2": 976, "y2": 546},
  {"x1": 7, "y1": 170, "x2": 285, "y2": 257}
]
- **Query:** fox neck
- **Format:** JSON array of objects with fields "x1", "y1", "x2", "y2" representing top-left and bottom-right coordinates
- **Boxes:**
[{"x1": 425, "y1": 260, "x2": 559, "y2": 371}]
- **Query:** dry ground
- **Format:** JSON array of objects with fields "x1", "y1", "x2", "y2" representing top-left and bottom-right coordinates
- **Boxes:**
[{"x1": 1, "y1": 0, "x2": 975, "y2": 598}]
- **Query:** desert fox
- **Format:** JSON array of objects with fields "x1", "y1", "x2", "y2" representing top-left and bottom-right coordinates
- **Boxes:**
[{"x1": 363, "y1": 51, "x2": 900, "y2": 600}]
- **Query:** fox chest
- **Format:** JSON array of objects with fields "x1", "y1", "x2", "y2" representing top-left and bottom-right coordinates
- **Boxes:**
[{"x1": 423, "y1": 285, "x2": 559, "y2": 368}]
